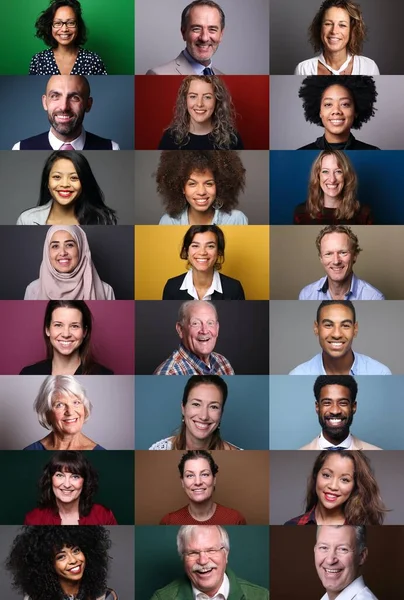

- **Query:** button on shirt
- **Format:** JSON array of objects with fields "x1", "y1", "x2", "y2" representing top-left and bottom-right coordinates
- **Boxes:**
[
  {"x1": 193, "y1": 573, "x2": 229, "y2": 600},
  {"x1": 320, "y1": 575, "x2": 378, "y2": 600},
  {"x1": 183, "y1": 48, "x2": 214, "y2": 74},
  {"x1": 299, "y1": 274, "x2": 385, "y2": 300},
  {"x1": 12, "y1": 128, "x2": 120, "y2": 150},
  {"x1": 180, "y1": 269, "x2": 223, "y2": 300},
  {"x1": 289, "y1": 352, "x2": 392, "y2": 375}
]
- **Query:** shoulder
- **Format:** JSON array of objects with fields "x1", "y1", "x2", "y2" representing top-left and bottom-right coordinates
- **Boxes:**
[
  {"x1": 17, "y1": 203, "x2": 51, "y2": 225},
  {"x1": 351, "y1": 435, "x2": 382, "y2": 451},
  {"x1": 299, "y1": 278, "x2": 324, "y2": 300},
  {"x1": 92, "y1": 363, "x2": 114, "y2": 375},
  {"x1": 76, "y1": 48, "x2": 107, "y2": 74},
  {"x1": 283, "y1": 512, "x2": 309, "y2": 525},
  {"x1": 351, "y1": 139, "x2": 380, "y2": 150},
  {"x1": 24, "y1": 279, "x2": 40, "y2": 300},
  {"x1": 294, "y1": 57, "x2": 317, "y2": 75},
  {"x1": 20, "y1": 360, "x2": 51, "y2": 375},
  {"x1": 217, "y1": 209, "x2": 248, "y2": 225},
  {"x1": 149, "y1": 437, "x2": 174, "y2": 450},
  {"x1": 353, "y1": 277, "x2": 384, "y2": 300},
  {"x1": 219, "y1": 273, "x2": 245, "y2": 298},
  {"x1": 228, "y1": 570, "x2": 269, "y2": 599},
  {"x1": 23, "y1": 440, "x2": 45, "y2": 450},
  {"x1": 298, "y1": 141, "x2": 320, "y2": 150},
  {"x1": 88, "y1": 504, "x2": 117, "y2": 524},
  {"x1": 29, "y1": 49, "x2": 53, "y2": 73},
  {"x1": 289, "y1": 355, "x2": 319, "y2": 375},
  {"x1": 151, "y1": 578, "x2": 189, "y2": 599},
  {"x1": 354, "y1": 353, "x2": 391, "y2": 375},
  {"x1": 159, "y1": 213, "x2": 180, "y2": 225},
  {"x1": 158, "y1": 129, "x2": 178, "y2": 150},
  {"x1": 24, "y1": 507, "x2": 49, "y2": 524},
  {"x1": 354, "y1": 55, "x2": 380, "y2": 75},
  {"x1": 102, "y1": 281, "x2": 115, "y2": 300},
  {"x1": 215, "y1": 504, "x2": 247, "y2": 524},
  {"x1": 222, "y1": 440, "x2": 243, "y2": 450},
  {"x1": 163, "y1": 274, "x2": 187, "y2": 296},
  {"x1": 147, "y1": 53, "x2": 190, "y2": 75},
  {"x1": 299, "y1": 437, "x2": 319, "y2": 450}
]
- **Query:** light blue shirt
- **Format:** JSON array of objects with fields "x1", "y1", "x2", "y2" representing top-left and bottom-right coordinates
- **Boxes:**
[
  {"x1": 299, "y1": 273, "x2": 385, "y2": 300},
  {"x1": 159, "y1": 208, "x2": 248, "y2": 225},
  {"x1": 183, "y1": 48, "x2": 213, "y2": 74},
  {"x1": 289, "y1": 352, "x2": 392, "y2": 375}
]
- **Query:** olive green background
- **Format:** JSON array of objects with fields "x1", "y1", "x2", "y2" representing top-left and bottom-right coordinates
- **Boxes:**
[
  {"x1": 0, "y1": 450, "x2": 134, "y2": 524},
  {"x1": 0, "y1": 0, "x2": 134, "y2": 74}
]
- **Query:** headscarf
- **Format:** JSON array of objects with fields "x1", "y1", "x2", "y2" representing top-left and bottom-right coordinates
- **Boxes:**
[{"x1": 35, "y1": 225, "x2": 107, "y2": 300}]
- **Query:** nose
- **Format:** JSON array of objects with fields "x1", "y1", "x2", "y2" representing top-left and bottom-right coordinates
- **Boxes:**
[
  {"x1": 331, "y1": 327, "x2": 343, "y2": 339},
  {"x1": 198, "y1": 27, "x2": 209, "y2": 42},
  {"x1": 64, "y1": 403, "x2": 72, "y2": 415},
  {"x1": 198, "y1": 551, "x2": 210, "y2": 565},
  {"x1": 194, "y1": 475, "x2": 203, "y2": 486},
  {"x1": 61, "y1": 325, "x2": 72, "y2": 338},
  {"x1": 327, "y1": 476, "x2": 339, "y2": 491},
  {"x1": 198, "y1": 322, "x2": 208, "y2": 333},
  {"x1": 196, "y1": 183, "x2": 206, "y2": 195},
  {"x1": 200, "y1": 405, "x2": 209, "y2": 420},
  {"x1": 332, "y1": 252, "x2": 341, "y2": 263},
  {"x1": 325, "y1": 550, "x2": 339, "y2": 565}
]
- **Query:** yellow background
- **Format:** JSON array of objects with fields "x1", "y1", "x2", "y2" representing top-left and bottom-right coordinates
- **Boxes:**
[{"x1": 135, "y1": 226, "x2": 270, "y2": 300}]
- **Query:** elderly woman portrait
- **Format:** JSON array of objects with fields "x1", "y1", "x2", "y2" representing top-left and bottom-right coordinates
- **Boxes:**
[
  {"x1": 293, "y1": 149, "x2": 372, "y2": 224},
  {"x1": 6, "y1": 526, "x2": 118, "y2": 599},
  {"x1": 158, "y1": 75, "x2": 243, "y2": 150},
  {"x1": 24, "y1": 375, "x2": 105, "y2": 450},
  {"x1": 17, "y1": 151, "x2": 117, "y2": 225},
  {"x1": 295, "y1": 0, "x2": 379, "y2": 75},
  {"x1": 285, "y1": 449, "x2": 387, "y2": 525},
  {"x1": 160, "y1": 450, "x2": 246, "y2": 525},
  {"x1": 24, "y1": 225, "x2": 115, "y2": 300},
  {"x1": 19, "y1": 300, "x2": 114, "y2": 375},
  {"x1": 298, "y1": 75, "x2": 379, "y2": 150},
  {"x1": 162, "y1": 225, "x2": 245, "y2": 300},
  {"x1": 29, "y1": 0, "x2": 107, "y2": 75},
  {"x1": 24, "y1": 450, "x2": 117, "y2": 525},
  {"x1": 150, "y1": 375, "x2": 241, "y2": 450},
  {"x1": 157, "y1": 150, "x2": 247, "y2": 225}
]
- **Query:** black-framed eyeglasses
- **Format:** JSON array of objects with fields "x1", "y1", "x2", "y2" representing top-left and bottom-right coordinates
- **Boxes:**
[{"x1": 52, "y1": 20, "x2": 77, "y2": 29}]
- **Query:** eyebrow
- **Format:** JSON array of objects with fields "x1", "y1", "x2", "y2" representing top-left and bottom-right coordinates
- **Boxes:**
[
  {"x1": 52, "y1": 320, "x2": 82, "y2": 325},
  {"x1": 322, "y1": 467, "x2": 353, "y2": 476},
  {"x1": 50, "y1": 238, "x2": 76, "y2": 244},
  {"x1": 321, "y1": 318, "x2": 353, "y2": 325},
  {"x1": 322, "y1": 96, "x2": 352, "y2": 102},
  {"x1": 47, "y1": 90, "x2": 84, "y2": 98}
]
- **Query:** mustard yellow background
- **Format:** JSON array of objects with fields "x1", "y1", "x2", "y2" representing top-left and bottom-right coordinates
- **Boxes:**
[{"x1": 134, "y1": 226, "x2": 270, "y2": 300}]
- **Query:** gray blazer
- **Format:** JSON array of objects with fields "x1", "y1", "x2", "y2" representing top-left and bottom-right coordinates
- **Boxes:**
[
  {"x1": 16, "y1": 201, "x2": 52, "y2": 225},
  {"x1": 146, "y1": 51, "x2": 224, "y2": 75}
]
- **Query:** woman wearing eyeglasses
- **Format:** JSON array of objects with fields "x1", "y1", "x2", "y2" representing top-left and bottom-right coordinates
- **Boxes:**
[{"x1": 29, "y1": 0, "x2": 107, "y2": 75}]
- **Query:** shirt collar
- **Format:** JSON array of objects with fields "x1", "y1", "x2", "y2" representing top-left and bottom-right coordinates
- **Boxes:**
[
  {"x1": 180, "y1": 270, "x2": 223, "y2": 300},
  {"x1": 48, "y1": 127, "x2": 86, "y2": 150},
  {"x1": 318, "y1": 432, "x2": 353, "y2": 450},
  {"x1": 320, "y1": 352, "x2": 357, "y2": 375},
  {"x1": 319, "y1": 273, "x2": 357, "y2": 299},
  {"x1": 192, "y1": 572, "x2": 229, "y2": 600},
  {"x1": 183, "y1": 48, "x2": 213, "y2": 74}
]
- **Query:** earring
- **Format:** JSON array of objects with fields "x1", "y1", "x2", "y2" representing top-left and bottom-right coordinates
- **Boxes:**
[
  {"x1": 212, "y1": 198, "x2": 223, "y2": 210},
  {"x1": 182, "y1": 417, "x2": 185, "y2": 423}
]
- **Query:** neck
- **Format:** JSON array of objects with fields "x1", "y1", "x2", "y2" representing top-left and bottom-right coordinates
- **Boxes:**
[
  {"x1": 322, "y1": 194, "x2": 341, "y2": 209},
  {"x1": 51, "y1": 125, "x2": 82, "y2": 143},
  {"x1": 56, "y1": 498, "x2": 80, "y2": 517},
  {"x1": 54, "y1": 44, "x2": 78, "y2": 57},
  {"x1": 327, "y1": 273, "x2": 353, "y2": 299},
  {"x1": 322, "y1": 350, "x2": 354, "y2": 375},
  {"x1": 48, "y1": 431, "x2": 87, "y2": 450},
  {"x1": 60, "y1": 580, "x2": 81, "y2": 598},
  {"x1": 185, "y1": 431, "x2": 212, "y2": 450},
  {"x1": 324, "y1": 130, "x2": 351, "y2": 144},
  {"x1": 188, "y1": 206, "x2": 215, "y2": 224},
  {"x1": 51, "y1": 351, "x2": 81, "y2": 375},
  {"x1": 192, "y1": 268, "x2": 214, "y2": 293},
  {"x1": 189, "y1": 118, "x2": 213, "y2": 135},
  {"x1": 48, "y1": 201, "x2": 78, "y2": 223},
  {"x1": 315, "y1": 502, "x2": 345, "y2": 525},
  {"x1": 322, "y1": 429, "x2": 350, "y2": 446},
  {"x1": 188, "y1": 499, "x2": 216, "y2": 521},
  {"x1": 322, "y1": 49, "x2": 349, "y2": 70}
]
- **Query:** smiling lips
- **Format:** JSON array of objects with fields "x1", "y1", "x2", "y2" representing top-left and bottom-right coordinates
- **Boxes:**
[
  {"x1": 67, "y1": 564, "x2": 82, "y2": 574},
  {"x1": 324, "y1": 492, "x2": 340, "y2": 502}
]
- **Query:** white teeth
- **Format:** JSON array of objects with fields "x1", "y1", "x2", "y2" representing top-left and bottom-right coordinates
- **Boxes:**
[
  {"x1": 194, "y1": 422, "x2": 210, "y2": 430},
  {"x1": 329, "y1": 418, "x2": 342, "y2": 423},
  {"x1": 325, "y1": 569, "x2": 341, "y2": 573},
  {"x1": 330, "y1": 342, "x2": 343, "y2": 347}
]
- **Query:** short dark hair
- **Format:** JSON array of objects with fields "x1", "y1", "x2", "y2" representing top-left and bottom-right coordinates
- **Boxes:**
[
  {"x1": 180, "y1": 225, "x2": 225, "y2": 270},
  {"x1": 38, "y1": 151, "x2": 117, "y2": 225},
  {"x1": 38, "y1": 451, "x2": 98, "y2": 517},
  {"x1": 316, "y1": 300, "x2": 356, "y2": 324},
  {"x1": 314, "y1": 375, "x2": 358, "y2": 403},
  {"x1": 35, "y1": 0, "x2": 87, "y2": 48},
  {"x1": 299, "y1": 75, "x2": 377, "y2": 130},
  {"x1": 178, "y1": 449, "x2": 219, "y2": 478},
  {"x1": 181, "y1": 0, "x2": 225, "y2": 31}
]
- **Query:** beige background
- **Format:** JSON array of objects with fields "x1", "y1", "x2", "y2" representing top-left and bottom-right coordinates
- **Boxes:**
[
  {"x1": 270, "y1": 226, "x2": 404, "y2": 300},
  {"x1": 135, "y1": 450, "x2": 269, "y2": 525}
]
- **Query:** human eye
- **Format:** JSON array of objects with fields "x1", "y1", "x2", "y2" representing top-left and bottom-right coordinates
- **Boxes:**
[
  {"x1": 210, "y1": 404, "x2": 220, "y2": 410},
  {"x1": 55, "y1": 471, "x2": 64, "y2": 478},
  {"x1": 73, "y1": 399, "x2": 82, "y2": 405},
  {"x1": 317, "y1": 544, "x2": 328, "y2": 552},
  {"x1": 71, "y1": 323, "x2": 81, "y2": 329},
  {"x1": 190, "y1": 319, "x2": 200, "y2": 328},
  {"x1": 71, "y1": 474, "x2": 81, "y2": 480},
  {"x1": 337, "y1": 546, "x2": 349, "y2": 554},
  {"x1": 191, "y1": 401, "x2": 201, "y2": 407},
  {"x1": 341, "y1": 476, "x2": 351, "y2": 484},
  {"x1": 321, "y1": 169, "x2": 329, "y2": 175},
  {"x1": 322, "y1": 471, "x2": 331, "y2": 478},
  {"x1": 73, "y1": 546, "x2": 81, "y2": 554},
  {"x1": 71, "y1": 94, "x2": 81, "y2": 102},
  {"x1": 49, "y1": 92, "x2": 60, "y2": 100},
  {"x1": 321, "y1": 400, "x2": 331, "y2": 407},
  {"x1": 202, "y1": 471, "x2": 211, "y2": 477},
  {"x1": 70, "y1": 175, "x2": 79, "y2": 181},
  {"x1": 55, "y1": 551, "x2": 66, "y2": 561},
  {"x1": 51, "y1": 174, "x2": 61, "y2": 180},
  {"x1": 207, "y1": 320, "x2": 216, "y2": 327},
  {"x1": 186, "y1": 473, "x2": 195, "y2": 479},
  {"x1": 67, "y1": 20, "x2": 76, "y2": 27},
  {"x1": 54, "y1": 402, "x2": 64, "y2": 409}
]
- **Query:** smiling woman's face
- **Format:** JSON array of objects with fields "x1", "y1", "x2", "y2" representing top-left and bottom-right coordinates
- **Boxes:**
[
  {"x1": 316, "y1": 453, "x2": 355, "y2": 513},
  {"x1": 54, "y1": 545, "x2": 86, "y2": 584},
  {"x1": 186, "y1": 79, "x2": 216, "y2": 129}
]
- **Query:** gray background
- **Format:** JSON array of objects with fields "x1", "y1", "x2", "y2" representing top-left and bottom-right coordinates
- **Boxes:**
[
  {"x1": 270, "y1": 300, "x2": 404, "y2": 374},
  {"x1": 0, "y1": 375, "x2": 134, "y2": 450},
  {"x1": 0, "y1": 76, "x2": 134, "y2": 150},
  {"x1": 270, "y1": 0, "x2": 404, "y2": 75},
  {"x1": 0, "y1": 151, "x2": 135, "y2": 225},
  {"x1": 135, "y1": 375, "x2": 269, "y2": 449},
  {"x1": 0, "y1": 226, "x2": 134, "y2": 300},
  {"x1": 270, "y1": 226, "x2": 404, "y2": 300},
  {"x1": 270, "y1": 450, "x2": 404, "y2": 525},
  {"x1": 134, "y1": 150, "x2": 269, "y2": 224},
  {"x1": 270, "y1": 375, "x2": 404, "y2": 450},
  {"x1": 270, "y1": 75, "x2": 404, "y2": 150},
  {"x1": 135, "y1": 0, "x2": 270, "y2": 75},
  {"x1": 0, "y1": 525, "x2": 134, "y2": 600}
]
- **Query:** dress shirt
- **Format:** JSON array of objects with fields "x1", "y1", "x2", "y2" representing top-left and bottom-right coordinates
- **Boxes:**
[
  {"x1": 192, "y1": 573, "x2": 229, "y2": 600},
  {"x1": 318, "y1": 432, "x2": 352, "y2": 450},
  {"x1": 183, "y1": 48, "x2": 214, "y2": 74},
  {"x1": 180, "y1": 269, "x2": 223, "y2": 300},
  {"x1": 289, "y1": 352, "x2": 392, "y2": 375},
  {"x1": 159, "y1": 208, "x2": 248, "y2": 225},
  {"x1": 299, "y1": 274, "x2": 385, "y2": 300},
  {"x1": 154, "y1": 343, "x2": 234, "y2": 375},
  {"x1": 320, "y1": 576, "x2": 378, "y2": 600},
  {"x1": 12, "y1": 128, "x2": 120, "y2": 150}
]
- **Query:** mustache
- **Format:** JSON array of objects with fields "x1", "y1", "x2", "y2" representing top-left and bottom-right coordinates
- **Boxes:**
[{"x1": 191, "y1": 562, "x2": 217, "y2": 573}]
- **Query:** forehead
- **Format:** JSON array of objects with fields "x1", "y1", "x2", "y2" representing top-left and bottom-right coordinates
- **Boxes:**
[
  {"x1": 323, "y1": 6, "x2": 350, "y2": 22},
  {"x1": 52, "y1": 390, "x2": 79, "y2": 403},
  {"x1": 191, "y1": 232, "x2": 218, "y2": 245},
  {"x1": 51, "y1": 307, "x2": 83, "y2": 323},
  {"x1": 321, "y1": 452, "x2": 354, "y2": 474},
  {"x1": 322, "y1": 85, "x2": 353, "y2": 102},
  {"x1": 318, "y1": 384, "x2": 352, "y2": 402},
  {"x1": 184, "y1": 457, "x2": 211, "y2": 471},
  {"x1": 320, "y1": 155, "x2": 341, "y2": 170},
  {"x1": 187, "y1": 383, "x2": 223, "y2": 404},
  {"x1": 318, "y1": 304, "x2": 354, "y2": 323},
  {"x1": 46, "y1": 75, "x2": 87, "y2": 97},
  {"x1": 188, "y1": 170, "x2": 215, "y2": 181},
  {"x1": 188, "y1": 80, "x2": 214, "y2": 95},
  {"x1": 50, "y1": 158, "x2": 76, "y2": 173},
  {"x1": 187, "y1": 303, "x2": 217, "y2": 321},
  {"x1": 320, "y1": 232, "x2": 351, "y2": 251},
  {"x1": 186, "y1": 527, "x2": 221, "y2": 549},
  {"x1": 188, "y1": 5, "x2": 222, "y2": 27},
  {"x1": 54, "y1": 5, "x2": 76, "y2": 19},
  {"x1": 317, "y1": 525, "x2": 356, "y2": 547},
  {"x1": 50, "y1": 230, "x2": 76, "y2": 244}
]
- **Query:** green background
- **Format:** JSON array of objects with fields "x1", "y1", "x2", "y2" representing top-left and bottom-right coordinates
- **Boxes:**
[
  {"x1": 135, "y1": 526, "x2": 269, "y2": 599},
  {"x1": 0, "y1": 451, "x2": 134, "y2": 524},
  {"x1": 0, "y1": 0, "x2": 134, "y2": 74}
]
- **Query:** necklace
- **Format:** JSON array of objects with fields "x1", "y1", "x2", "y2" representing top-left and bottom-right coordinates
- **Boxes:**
[{"x1": 318, "y1": 52, "x2": 352, "y2": 75}]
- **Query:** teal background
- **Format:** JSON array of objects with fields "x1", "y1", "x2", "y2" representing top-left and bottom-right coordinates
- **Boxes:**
[
  {"x1": 0, "y1": 0, "x2": 134, "y2": 74},
  {"x1": 0, "y1": 450, "x2": 134, "y2": 524},
  {"x1": 135, "y1": 526, "x2": 269, "y2": 598}
]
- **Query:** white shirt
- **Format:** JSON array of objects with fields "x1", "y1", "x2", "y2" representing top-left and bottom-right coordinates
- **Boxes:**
[
  {"x1": 180, "y1": 269, "x2": 223, "y2": 300},
  {"x1": 192, "y1": 573, "x2": 230, "y2": 600},
  {"x1": 294, "y1": 55, "x2": 380, "y2": 75},
  {"x1": 12, "y1": 128, "x2": 120, "y2": 150},
  {"x1": 318, "y1": 432, "x2": 353, "y2": 450},
  {"x1": 320, "y1": 576, "x2": 378, "y2": 600}
]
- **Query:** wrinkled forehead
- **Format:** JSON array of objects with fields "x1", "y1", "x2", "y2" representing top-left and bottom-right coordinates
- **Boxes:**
[
  {"x1": 186, "y1": 304, "x2": 217, "y2": 322},
  {"x1": 316, "y1": 525, "x2": 356, "y2": 548},
  {"x1": 187, "y1": 526, "x2": 221, "y2": 549}
]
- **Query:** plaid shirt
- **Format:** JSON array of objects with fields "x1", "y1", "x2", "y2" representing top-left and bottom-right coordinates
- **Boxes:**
[
  {"x1": 153, "y1": 344, "x2": 234, "y2": 375},
  {"x1": 284, "y1": 505, "x2": 347, "y2": 525}
]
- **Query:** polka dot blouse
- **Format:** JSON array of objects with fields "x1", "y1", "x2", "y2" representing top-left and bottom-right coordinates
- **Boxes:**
[{"x1": 29, "y1": 47, "x2": 107, "y2": 75}]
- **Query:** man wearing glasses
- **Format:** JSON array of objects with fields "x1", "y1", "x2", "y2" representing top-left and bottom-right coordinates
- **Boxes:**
[{"x1": 151, "y1": 525, "x2": 269, "y2": 599}]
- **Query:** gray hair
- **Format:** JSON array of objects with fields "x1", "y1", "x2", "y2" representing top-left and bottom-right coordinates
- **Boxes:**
[
  {"x1": 177, "y1": 525, "x2": 230, "y2": 557},
  {"x1": 181, "y1": 1, "x2": 225, "y2": 31},
  {"x1": 177, "y1": 300, "x2": 218, "y2": 325},
  {"x1": 316, "y1": 525, "x2": 367, "y2": 554},
  {"x1": 34, "y1": 375, "x2": 92, "y2": 430}
]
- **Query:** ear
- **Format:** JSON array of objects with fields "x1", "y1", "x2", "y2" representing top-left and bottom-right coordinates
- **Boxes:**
[
  {"x1": 181, "y1": 403, "x2": 185, "y2": 417},
  {"x1": 42, "y1": 94, "x2": 48, "y2": 111},
  {"x1": 353, "y1": 322, "x2": 358, "y2": 338},
  {"x1": 358, "y1": 547, "x2": 368, "y2": 566},
  {"x1": 315, "y1": 401, "x2": 319, "y2": 416},
  {"x1": 181, "y1": 27, "x2": 186, "y2": 42},
  {"x1": 85, "y1": 96, "x2": 93, "y2": 113},
  {"x1": 352, "y1": 401, "x2": 357, "y2": 416},
  {"x1": 45, "y1": 327, "x2": 50, "y2": 337},
  {"x1": 314, "y1": 321, "x2": 319, "y2": 337},
  {"x1": 176, "y1": 322, "x2": 183, "y2": 340},
  {"x1": 83, "y1": 328, "x2": 87, "y2": 338},
  {"x1": 181, "y1": 477, "x2": 185, "y2": 490}
]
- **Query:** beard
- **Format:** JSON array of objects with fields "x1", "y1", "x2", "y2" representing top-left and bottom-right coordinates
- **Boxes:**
[
  {"x1": 48, "y1": 110, "x2": 82, "y2": 137},
  {"x1": 318, "y1": 413, "x2": 354, "y2": 443}
]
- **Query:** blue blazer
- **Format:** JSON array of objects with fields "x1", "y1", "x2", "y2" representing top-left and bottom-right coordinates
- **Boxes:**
[{"x1": 162, "y1": 273, "x2": 245, "y2": 300}]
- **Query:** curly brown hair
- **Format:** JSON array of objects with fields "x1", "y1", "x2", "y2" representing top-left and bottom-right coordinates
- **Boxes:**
[
  {"x1": 306, "y1": 450, "x2": 387, "y2": 525},
  {"x1": 155, "y1": 150, "x2": 246, "y2": 217},
  {"x1": 167, "y1": 76, "x2": 239, "y2": 149},
  {"x1": 307, "y1": 150, "x2": 359, "y2": 220},
  {"x1": 309, "y1": 0, "x2": 367, "y2": 55}
]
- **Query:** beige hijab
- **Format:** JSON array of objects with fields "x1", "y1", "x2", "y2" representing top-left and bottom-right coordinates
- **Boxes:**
[{"x1": 35, "y1": 225, "x2": 107, "y2": 300}]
